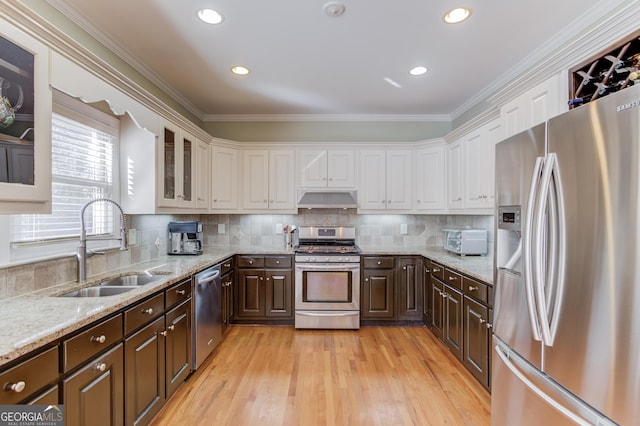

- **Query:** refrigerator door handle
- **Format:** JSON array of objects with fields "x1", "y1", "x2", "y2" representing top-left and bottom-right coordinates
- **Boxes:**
[
  {"x1": 524, "y1": 156, "x2": 544, "y2": 341},
  {"x1": 533, "y1": 153, "x2": 566, "y2": 346},
  {"x1": 494, "y1": 344, "x2": 592, "y2": 426}
]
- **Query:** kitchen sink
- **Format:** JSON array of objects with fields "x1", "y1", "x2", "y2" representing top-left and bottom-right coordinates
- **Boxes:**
[
  {"x1": 96, "y1": 273, "x2": 168, "y2": 287},
  {"x1": 58, "y1": 286, "x2": 138, "y2": 297},
  {"x1": 55, "y1": 272, "x2": 170, "y2": 297}
]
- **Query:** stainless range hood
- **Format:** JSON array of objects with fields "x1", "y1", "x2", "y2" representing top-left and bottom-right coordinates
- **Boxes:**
[{"x1": 297, "y1": 190, "x2": 358, "y2": 209}]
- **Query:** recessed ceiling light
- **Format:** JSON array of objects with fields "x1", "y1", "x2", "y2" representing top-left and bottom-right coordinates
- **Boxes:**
[
  {"x1": 443, "y1": 7, "x2": 471, "y2": 24},
  {"x1": 409, "y1": 66, "x2": 428, "y2": 76},
  {"x1": 198, "y1": 9, "x2": 223, "y2": 24},
  {"x1": 231, "y1": 66, "x2": 250, "y2": 76}
]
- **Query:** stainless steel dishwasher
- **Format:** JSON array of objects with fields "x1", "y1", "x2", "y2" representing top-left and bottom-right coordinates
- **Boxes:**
[{"x1": 192, "y1": 264, "x2": 222, "y2": 370}]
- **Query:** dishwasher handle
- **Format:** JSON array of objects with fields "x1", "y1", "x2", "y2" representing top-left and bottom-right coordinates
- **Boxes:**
[{"x1": 196, "y1": 269, "x2": 220, "y2": 285}]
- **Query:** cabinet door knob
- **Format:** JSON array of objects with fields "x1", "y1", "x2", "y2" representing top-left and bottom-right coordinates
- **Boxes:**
[
  {"x1": 95, "y1": 362, "x2": 107, "y2": 372},
  {"x1": 425, "y1": 268, "x2": 431, "y2": 273},
  {"x1": 160, "y1": 330, "x2": 168, "y2": 336},
  {"x1": 224, "y1": 263, "x2": 231, "y2": 268},
  {"x1": 468, "y1": 285, "x2": 478, "y2": 291},
  {"x1": 7, "y1": 381, "x2": 25, "y2": 393},
  {"x1": 365, "y1": 278, "x2": 369, "y2": 282},
  {"x1": 167, "y1": 325, "x2": 175, "y2": 331},
  {"x1": 486, "y1": 323, "x2": 493, "y2": 329},
  {"x1": 260, "y1": 277, "x2": 263, "y2": 281},
  {"x1": 276, "y1": 260, "x2": 280, "y2": 264},
  {"x1": 433, "y1": 268, "x2": 440, "y2": 272},
  {"x1": 402, "y1": 266, "x2": 407, "y2": 270},
  {"x1": 449, "y1": 276, "x2": 457, "y2": 281},
  {"x1": 91, "y1": 335, "x2": 107, "y2": 344},
  {"x1": 377, "y1": 261, "x2": 381, "y2": 265},
  {"x1": 479, "y1": 318, "x2": 486, "y2": 324},
  {"x1": 266, "y1": 277, "x2": 270, "y2": 281},
  {"x1": 249, "y1": 260, "x2": 253, "y2": 264},
  {"x1": 142, "y1": 308, "x2": 154, "y2": 315},
  {"x1": 176, "y1": 289, "x2": 186, "y2": 296}
]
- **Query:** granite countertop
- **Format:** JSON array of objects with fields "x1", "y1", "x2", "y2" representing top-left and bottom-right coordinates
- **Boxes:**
[{"x1": 0, "y1": 245, "x2": 493, "y2": 368}]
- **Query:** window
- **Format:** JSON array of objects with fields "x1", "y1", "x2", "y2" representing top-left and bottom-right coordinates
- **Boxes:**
[{"x1": 6, "y1": 91, "x2": 120, "y2": 262}]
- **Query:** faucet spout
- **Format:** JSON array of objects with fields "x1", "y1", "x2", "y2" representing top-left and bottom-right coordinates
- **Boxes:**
[{"x1": 77, "y1": 198, "x2": 128, "y2": 282}]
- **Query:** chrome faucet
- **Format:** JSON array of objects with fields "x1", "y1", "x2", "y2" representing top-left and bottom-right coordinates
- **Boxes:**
[{"x1": 77, "y1": 198, "x2": 128, "y2": 282}]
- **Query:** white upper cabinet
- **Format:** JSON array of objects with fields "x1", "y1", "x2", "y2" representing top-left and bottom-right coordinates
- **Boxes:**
[
  {"x1": 447, "y1": 140, "x2": 464, "y2": 210},
  {"x1": 415, "y1": 144, "x2": 446, "y2": 212},
  {"x1": 195, "y1": 140, "x2": 209, "y2": 209},
  {"x1": 211, "y1": 145, "x2": 239, "y2": 211},
  {"x1": 242, "y1": 149, "x2": 295, "y2": 211},
  {"x1": 464, "y1": 119, "x2": 502, "y2": 210},
  {"x1": 157, "y1": 122, "x2": 197, "y2": 208},
  {"x1": 358, "y1": 149, "x2": 412, "y2": 212},
  {"x1": 501, "y1": 72, "x2": 566, "y2": 139},
  {"x1": 299, "y1": 149, "x2": 355, "y2": 188},
  {"x1": 0, "y1": 20, "x2": 52, "y2": 214}
]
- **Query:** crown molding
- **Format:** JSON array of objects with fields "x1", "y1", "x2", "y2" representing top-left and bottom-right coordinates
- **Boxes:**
[
  {"x1": 203, "y1": 113, "x2": 451, "y2": 122},
  {"x1": 45, "y1": 0, "x2": 205, "y2": 122},
  {"x1": 487, "y1": 0, "x2": 638, "y2": 107},
  {"x1": 1, "y1": 0, "x2": 212, "y2": 142}
]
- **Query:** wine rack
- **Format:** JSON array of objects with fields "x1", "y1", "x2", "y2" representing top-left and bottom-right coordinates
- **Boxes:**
[{"x1": 569, "y1": 30, "x2": 640, "y2": 108}]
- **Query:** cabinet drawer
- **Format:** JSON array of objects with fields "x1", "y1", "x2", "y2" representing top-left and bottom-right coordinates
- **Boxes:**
[
  {"x1": 363, "y1": 256, "x2": 394, "y2": 269},
  {"x1": 444, "y1": 269, "x2": 463, "y2": 290},
  {"x1": 0, "y1": 346, "x2": 59, "y2": 404},
  {"x1": 220, "y1": 257, "x2": 234, "y2": 275},
  {"x1": 124, "y1": 293, "x2": 165, "y2": 335},
  {"x1": 265, "y1": 256, "x2": 291, "y2": 268},
  {"x1": 236, "y1": 255, "x2": 265, "y2": 268},
  {"x1": 63, "y1": 314, "x2": 123, "y2": 372},
  {"x1": 463, "y1": 276, "x2": 489, "y2": 304},
  {"x1": 429, "y1": 262, "x2": 445, "y2": 280},
  {"x1": 165, "y1": 279, "x2": 192, "y2": 309}
]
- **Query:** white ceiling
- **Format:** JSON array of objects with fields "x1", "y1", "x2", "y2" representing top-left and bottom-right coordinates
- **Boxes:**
[{"x1": 48, "y1": 0, "x2": 604, "y2": 121}]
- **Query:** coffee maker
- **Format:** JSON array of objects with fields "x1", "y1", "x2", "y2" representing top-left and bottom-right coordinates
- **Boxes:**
[{"x1": 168, "y1": 221, "x2": 203, "y2": 255}]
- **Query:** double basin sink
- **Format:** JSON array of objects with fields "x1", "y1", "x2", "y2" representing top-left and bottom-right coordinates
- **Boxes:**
[{"x1": 58, "y1": 273, "x2": 169, "y2": 297}]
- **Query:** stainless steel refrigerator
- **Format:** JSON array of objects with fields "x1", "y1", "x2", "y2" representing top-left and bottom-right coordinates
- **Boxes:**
[{"x1": 493, "y1": 83, "x2": 640, "y2": 425}]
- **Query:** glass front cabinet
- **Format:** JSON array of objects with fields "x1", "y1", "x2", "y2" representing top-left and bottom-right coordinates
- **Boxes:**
[{"x1": 158, "y1": 121, "x2": 197, "y2": 209}]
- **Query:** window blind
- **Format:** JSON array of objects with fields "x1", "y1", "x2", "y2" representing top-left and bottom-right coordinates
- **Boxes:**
[{"x1": 10, "y1": 113, "x2": 117, "y2": 243}]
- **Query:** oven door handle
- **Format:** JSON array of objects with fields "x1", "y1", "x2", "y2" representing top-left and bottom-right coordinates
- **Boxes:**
[
  {"x1": 296, "y1": 311, "x2": 359, "y2": 317},
  {"x1": 295, "y1": 263, "x2": 361, "y2": 272}
]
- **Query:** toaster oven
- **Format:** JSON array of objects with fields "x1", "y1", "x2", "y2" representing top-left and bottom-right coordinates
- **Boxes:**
[{"x1": 442, "y1": 228, "x2": 488, "y2": 255}]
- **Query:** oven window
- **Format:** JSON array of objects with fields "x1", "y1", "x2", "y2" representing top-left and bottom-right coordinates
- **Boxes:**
[{"x1": 303, "y1": 271, "x2": 352, "y2": 303}]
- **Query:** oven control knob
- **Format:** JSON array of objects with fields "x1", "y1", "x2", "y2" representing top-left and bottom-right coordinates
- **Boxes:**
[
  {"x1": 338, "y1": 257, "x2": 343, "y2": 262},
  {"x1": 305, "y1": 257, "x2": 310, "y2": 261}
]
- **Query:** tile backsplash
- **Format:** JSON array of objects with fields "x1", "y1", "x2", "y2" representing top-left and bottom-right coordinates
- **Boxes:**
[{"x1": 0, "y1": 211, "x2": 493, "y2": 299}]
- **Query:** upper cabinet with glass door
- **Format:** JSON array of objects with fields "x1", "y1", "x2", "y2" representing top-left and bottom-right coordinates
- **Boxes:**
[
  {"x1": 0, "y1": 18, "x2": 52, "y2": 214},
  {"x1": 157, "y1": 121, "x2": 200, "y2": 209}
]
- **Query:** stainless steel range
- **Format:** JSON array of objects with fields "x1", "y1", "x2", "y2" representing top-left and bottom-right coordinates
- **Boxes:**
[{"x1": 294, "y1": 226, "x2": 360, "y2": 329}]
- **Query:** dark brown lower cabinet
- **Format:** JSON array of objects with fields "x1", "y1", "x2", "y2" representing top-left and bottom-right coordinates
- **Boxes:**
[
  {"x1": 431, "y1": 276, "x2": 463, "y2": 361},
  {"x1": 396, "y1": 257, "x2": 423, "y2": 321},
  {"x1": 265, "y1": 270, "x2": 293, "y2": 317},
  {"x1": 26, "y1": 385, "x2": 59, "y2": 405},
  {"x1": 361, "y1": 268, "x2": 395, "y2": 319},
  {"x1": 236, "y1": 269, "x2": 266, "y2": 318},
  {"x1": 221, "y1": 271, "x2": 234, "y2": 333},
  {"x1": 125, "y1": 316, "x2": 166, "y2": 426},
  {"x1": 165, "y1": 300, "x2": 191, "y2": 398},
  {"x1": 463, "y1": 296, "x2": 490, "y2": 388},
  {"x1": 235, "y1": 256, "x2": 294, "y2": 322},
  {"x1": 63, "y1": 343, "x2": 124, "y2": 426}
]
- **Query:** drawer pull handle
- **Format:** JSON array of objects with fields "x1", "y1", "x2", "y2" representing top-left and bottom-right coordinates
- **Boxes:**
[
  {"x1": 448, "y1": 276, "x2": 457, "y2": 281},
  {"x1": 7, "y1": 381, "x2": 25, "y2": 393},
  {"x1": 425, "y1": 268, "x2": 431, "y2": 273},
  {"x1": 486, "y1": 322, "x2": 493, "y2": 329},
  {"x1": 224, "y1": 263, "x2": 231, "y2": 268},
  {"x1": 176, "y1": 289, "x2": 186, "y2": 296},
  {"x1": 160, "y1": 330, "x2": 168, "y2": 337},
  {"x1": 402, "y1": 266, "x2": 407, "y2": 270},
  {"x1": 377, "y1": 261, "x2": 381, "y2": 265},
  {"x1": 167, "y1": 325, "x2": 175, "y2": 331},
  {"x1": 433, "y1": 268, "x2": 440, "y2": 272},
  {"x1": 479, "y1": 318, "x2": 486, "y2": 324},
  {"x1": 91, "y1": 335, "x2": 107, "y2": 344},
  {"x1": 276, "y1": 260, "x2": 280, "y2": 264},
  {"x1": 95, "y1": 362, "x2": 107, "y2": 372},
  {"x1": 142, "y1": 308, "x2": 154, "y2": 315},
  {"x1": 249, "y1": 260, "x2": 253, "y2": 264},
  {"x1": 468, "y1": 285, "x2": 478, "y2": 291}
]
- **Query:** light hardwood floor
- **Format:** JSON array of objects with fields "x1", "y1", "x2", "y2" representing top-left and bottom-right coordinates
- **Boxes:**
[{"x1": 151, "y1": 325, "x2": 491, "y2": 426}]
